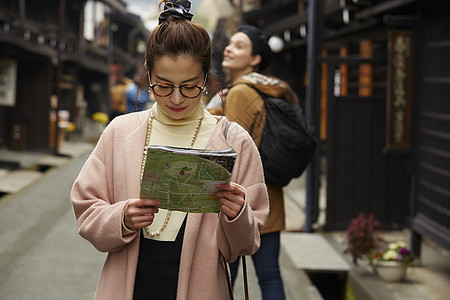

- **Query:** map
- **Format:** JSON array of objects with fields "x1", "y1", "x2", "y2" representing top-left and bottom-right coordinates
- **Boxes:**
[{"x1": 140, "y1": 146, "x2": 237, "y2": 213}]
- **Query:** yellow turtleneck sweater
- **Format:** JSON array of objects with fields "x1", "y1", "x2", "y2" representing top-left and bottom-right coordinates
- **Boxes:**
[{"x1": 142, "y1": 102, "x2": 218, "y2": 241}]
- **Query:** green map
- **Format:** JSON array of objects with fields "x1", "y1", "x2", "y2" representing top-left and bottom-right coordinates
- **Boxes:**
[{"x1": 140, "y1": 146, "x2": 237, "y2": 213}]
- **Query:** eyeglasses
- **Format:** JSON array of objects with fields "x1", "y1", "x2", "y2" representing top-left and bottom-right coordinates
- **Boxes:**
[{"x1": 148, "y1": 73, "x2": 208, "y2": 99}]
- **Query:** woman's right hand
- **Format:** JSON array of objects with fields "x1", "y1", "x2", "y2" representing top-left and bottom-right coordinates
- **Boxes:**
[{"x1": 123, "y1": 199, "x2": 161, "y2": 231}]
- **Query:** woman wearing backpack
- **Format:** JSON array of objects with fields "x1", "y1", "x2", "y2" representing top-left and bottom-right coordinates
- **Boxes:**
[{"x1": 216, "y1": 24, "x2": 299, "y2": 299}]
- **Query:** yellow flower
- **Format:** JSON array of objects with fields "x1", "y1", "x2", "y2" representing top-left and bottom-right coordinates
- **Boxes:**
[
  {"x1": 92, "y1": 112, "x2": 109, "y2": 124},
  {"x1": 66, "y1": 122, "x2": 76, "y2": 133}
]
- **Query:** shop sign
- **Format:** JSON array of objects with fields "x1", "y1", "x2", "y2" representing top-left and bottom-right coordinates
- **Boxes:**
[
  {"x1": 386, "y1": 30, "x2": 413, "y2": 150},
  {"x1": 0, "y1": 59, "x2": 17, "y2": 107}
]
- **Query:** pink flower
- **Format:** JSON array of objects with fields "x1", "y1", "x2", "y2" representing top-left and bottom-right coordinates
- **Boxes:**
[{"x1": 399, "y1": 247, "x2": 411, "y2": 256}]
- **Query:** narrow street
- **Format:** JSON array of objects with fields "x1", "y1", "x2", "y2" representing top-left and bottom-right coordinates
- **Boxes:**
[
  {"x1": 0, "y1": 148, "x2": 319, "y2": 300},
  {"x1": 1, "y1": 144, "x2": 448, "y2": 300},
  {"x1": 0, "y1": 152, "x2": 105, "y2": 300}
]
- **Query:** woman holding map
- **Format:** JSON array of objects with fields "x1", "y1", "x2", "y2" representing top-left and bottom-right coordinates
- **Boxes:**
[{"x1": 70, "y1": 1, "x2": 269, "y2": 299}]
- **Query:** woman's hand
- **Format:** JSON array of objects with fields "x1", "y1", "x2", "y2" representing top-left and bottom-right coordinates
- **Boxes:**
[
  {"x1": 215, "y1": 182, "x2": 246, "y2": 220},
  {"x1": 123, "y1": 198, "x2": 161, "y2": 231}
]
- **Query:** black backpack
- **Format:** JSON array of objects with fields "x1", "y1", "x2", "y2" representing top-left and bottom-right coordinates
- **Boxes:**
[{"x1": 244, "y1": 83, "x2": 316, "y2": 187}]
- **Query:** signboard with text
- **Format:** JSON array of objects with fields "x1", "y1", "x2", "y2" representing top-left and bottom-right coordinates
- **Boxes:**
[
  {"x1": 386, "y1": 30, "x2": 413, "y2": 150},
  {"x1": 0, "y1": 59, "x2": 17, "y2": 107}
]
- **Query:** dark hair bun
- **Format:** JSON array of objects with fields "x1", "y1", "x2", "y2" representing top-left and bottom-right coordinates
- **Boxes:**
[{"x1": 158, "y1": 0, "x2": 194, "y2": 24}]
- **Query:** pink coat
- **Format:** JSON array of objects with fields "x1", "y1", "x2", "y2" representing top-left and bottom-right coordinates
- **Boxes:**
[{"x1": 71, "y1": 110, "x2": 269, "y2": 300}]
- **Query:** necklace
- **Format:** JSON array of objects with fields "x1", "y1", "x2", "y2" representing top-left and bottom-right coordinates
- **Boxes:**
[{"x1": 141, "y1": 113, "x2": 202, "y2": 237}]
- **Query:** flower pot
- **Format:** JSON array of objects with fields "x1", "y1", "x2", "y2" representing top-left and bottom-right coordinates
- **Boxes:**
[{"x1": 374, "y1": 261, "x2": 408, "y2": 282}]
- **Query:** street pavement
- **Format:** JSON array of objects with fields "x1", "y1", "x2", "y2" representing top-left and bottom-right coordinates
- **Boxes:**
[
  {"x1": 0, "y1": 141, "x2": 449, "y2": 300},
  {"x1": 0, "y1": 149, "x2": 105, "y2": 300}
]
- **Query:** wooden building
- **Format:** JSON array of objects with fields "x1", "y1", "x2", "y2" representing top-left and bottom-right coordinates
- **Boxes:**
[
  {"x1": 234, "y1": 0, "x2": 449, "y2": 256},
  {"x1": 0, "y1": 0, "x2": 148, "y2": 152}
]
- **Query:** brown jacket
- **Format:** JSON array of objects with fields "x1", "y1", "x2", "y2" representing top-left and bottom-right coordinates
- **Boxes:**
[
  {"x1": 71, "y1": 110, "x2": 269, "y2": 299},
  {"x1": 110, "y1": 77, "x2": 133, "y2": 113},
  {"x1": 223, "y1": 73, "x2": 298, "y2": 234}
]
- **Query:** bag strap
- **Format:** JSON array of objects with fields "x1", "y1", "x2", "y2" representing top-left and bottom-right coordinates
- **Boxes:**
[
  {"x1": 224, "y1": 259, "x2": 235, "y2": 300},
  {"x1": 242, "y1": 256, "x2": 249, "y2": 300},
  {"x1": 223, "y1": 255, "x2": 249, "y2": 300},
  {"x1": 229, "y1": 82, "x2": 268, "y2": 140}
]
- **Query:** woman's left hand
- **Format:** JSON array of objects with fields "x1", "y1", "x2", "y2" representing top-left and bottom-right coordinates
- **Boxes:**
[{"x1": 215, "y1": 182, "x2": 246, "y2": 220}]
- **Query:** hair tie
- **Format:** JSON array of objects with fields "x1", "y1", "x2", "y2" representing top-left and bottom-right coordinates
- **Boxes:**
[{"x1": 158, "y1": 0, "x2": 194, "y2": 24}]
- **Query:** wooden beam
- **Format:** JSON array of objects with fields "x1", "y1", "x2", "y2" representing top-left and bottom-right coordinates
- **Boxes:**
[
  {"x1": 264, "y1": 0, "x2": 420, "y2": 37},
  {"x1": 263, "y1": 0, "x2": 341, "y2": 36},
  {"x1": 355, "y1": 0, "x2": 419, "y2": 20},
  {"x1": 19, "y1": 0, "x2": 26, "y2": 28}
]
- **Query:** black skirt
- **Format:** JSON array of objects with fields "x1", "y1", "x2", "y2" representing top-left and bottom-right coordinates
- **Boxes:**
[{"x1": 133, "y1": 216, "x2": 187, "y2": 300}]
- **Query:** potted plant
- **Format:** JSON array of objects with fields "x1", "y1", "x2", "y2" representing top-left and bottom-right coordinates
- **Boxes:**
[
  {"x1": 343, "y1": 212, "x2": 385, "y2": 265},
  {"x1": 372, "y1": 241, "x2": 415, "y2": 282}
]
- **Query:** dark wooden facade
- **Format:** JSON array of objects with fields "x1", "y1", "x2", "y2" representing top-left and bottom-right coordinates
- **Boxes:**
[
  {"x1": 240, "y1": 0, "x2": 450, "y2": 255},
  {"x1": 0, "y1": 0, "x2": 148, "y2": 152},
  {"x1": 409, "y1": 4, "x2": 450, "y2": 253}
]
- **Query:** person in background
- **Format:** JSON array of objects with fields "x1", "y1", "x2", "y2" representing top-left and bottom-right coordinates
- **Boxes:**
[
  {"x1": 126, "y1": 68, "x2": 155, "y2": 112},
  {"x1": 70, "y1": 1, "x2": 269, "y2": 299},
  {"x1": 214, "y1": 24, "x2": 300, "y2": 300},
  {"x1": 109, "y1": 63, "x2": 133, "y2": 120}
]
